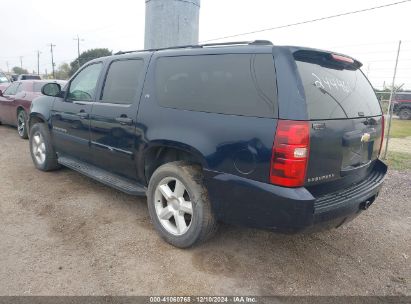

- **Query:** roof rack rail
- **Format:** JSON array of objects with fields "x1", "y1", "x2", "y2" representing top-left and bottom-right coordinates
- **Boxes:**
[{"x1": 115, "y1": 40, "x2": 273, "y2": 55}]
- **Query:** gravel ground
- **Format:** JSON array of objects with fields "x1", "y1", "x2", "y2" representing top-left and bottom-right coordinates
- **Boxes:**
[{"x1": 0, "y1": 125, "x2": 410, "y2": 296}]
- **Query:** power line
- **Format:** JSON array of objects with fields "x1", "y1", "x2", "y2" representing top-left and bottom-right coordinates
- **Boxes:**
[
  {"x1": 366, "y1": 58, "x2": 411, "y2": 62},
  {"x1": 201, "y1": 0, "x2": 411, "y2": 43},
  {"x1": 329, "y1": 40, "x2": 411, "y2": 48}
]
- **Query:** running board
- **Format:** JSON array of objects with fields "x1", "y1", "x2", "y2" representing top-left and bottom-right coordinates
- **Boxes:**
[{"x1": 58, "y1": 155, "x2": 146, "y2": 196}]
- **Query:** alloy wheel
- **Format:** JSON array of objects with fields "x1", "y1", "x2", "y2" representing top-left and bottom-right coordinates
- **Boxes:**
[
  {"x1": 32, "y1": 132, "x2": 46, "y2": 165},
  {"x1": 17, "y1": 112, "x2": 25, "y2": 136},
  {"x1": 154, "y1": 177, "x2": 193, "y2": 235}
]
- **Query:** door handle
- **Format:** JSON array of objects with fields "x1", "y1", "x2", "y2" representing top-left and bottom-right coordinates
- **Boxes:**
[
  {"x1": 115, "y1": 117, "x2": 133, "y2": 125},
  {"x1": 76, "y1": 112, "x2": 89, "y2": 119}
]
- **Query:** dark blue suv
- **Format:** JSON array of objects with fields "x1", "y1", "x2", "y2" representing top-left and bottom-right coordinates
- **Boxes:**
[{"x1": 28, "y1": 41, "x2": 387, "y2": 248}]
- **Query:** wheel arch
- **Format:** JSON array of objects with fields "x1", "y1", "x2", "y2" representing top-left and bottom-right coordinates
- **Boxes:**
[
  {"x1": 142, "y1": 141, "x2": 208, "y2": 185},
  {"x1": 16, "y1": 106, "x2": 26, "y2": 116},
  {"x1": 28, "y1": 113, "x2": 47, "y2": 132}
]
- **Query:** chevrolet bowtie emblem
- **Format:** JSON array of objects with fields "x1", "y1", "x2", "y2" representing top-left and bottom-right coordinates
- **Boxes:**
[{"x1": 361, "y1": 133, "x2": 371, "y2": 143}]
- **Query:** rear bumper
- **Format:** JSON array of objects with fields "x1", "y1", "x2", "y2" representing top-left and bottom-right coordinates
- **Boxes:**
[{"x1": 204, "y1": 159, "x2": 387, "y2": 232}]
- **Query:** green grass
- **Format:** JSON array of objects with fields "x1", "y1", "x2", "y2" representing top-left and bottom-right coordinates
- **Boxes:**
[
  {"x1": 388, "y1": 119, "x2": 411, "y2": 138},
  {"x1": 385, "y1": 151, "x2": 411, "y2": 171}
]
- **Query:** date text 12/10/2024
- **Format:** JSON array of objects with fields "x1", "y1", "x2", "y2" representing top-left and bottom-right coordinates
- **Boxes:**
[{"x1": 149, "y1": 296, "x2": 258, "y2": 303}]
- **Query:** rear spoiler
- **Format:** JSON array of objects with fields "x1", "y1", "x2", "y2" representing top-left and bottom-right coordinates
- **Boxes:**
[{"x1": 293, "y1": 49, "x2": 362, "y2": 71}]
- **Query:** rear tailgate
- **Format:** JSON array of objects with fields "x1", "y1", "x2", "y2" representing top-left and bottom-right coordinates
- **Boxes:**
[{"x1": 293, "y1": 50, "x2": 384, "y2": 196}]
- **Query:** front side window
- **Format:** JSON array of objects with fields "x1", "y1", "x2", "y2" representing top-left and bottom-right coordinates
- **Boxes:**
[
  {"x1": 155, "y1": 54, "x2": 277, "y2": 118},
  {"x1": 101, "y1": 59, "x2": 144, "y2": 104},
  {"x1": 67, "y1": 63, "x2": 103, "y2": 101},
  {"x1": 3, "y1": 82, "x2": 20, "y2": 95}
]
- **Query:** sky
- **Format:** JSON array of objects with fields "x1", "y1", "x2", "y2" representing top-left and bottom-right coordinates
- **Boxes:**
[{"x1": 0, "y1": 0, "x2": 410, "y2": 90}]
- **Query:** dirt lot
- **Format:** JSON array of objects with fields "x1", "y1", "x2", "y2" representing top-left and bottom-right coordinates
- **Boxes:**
[{"x1": 0, "y1": 125, "x2": 410, "y2": 296}]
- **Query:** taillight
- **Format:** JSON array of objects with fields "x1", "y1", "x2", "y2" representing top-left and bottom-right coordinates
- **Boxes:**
[
  {"x1": 270, "y1": 120, "x2": 310, "y2": 187},
  {"x1": 378, "y1": 115, "x2": 385, "y2": 157}
]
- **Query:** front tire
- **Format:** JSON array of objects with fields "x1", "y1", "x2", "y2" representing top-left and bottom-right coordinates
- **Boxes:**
[
  {"x1": 147, "y1": 162, "x2": 218, "y2": 248},
  {"x1": 17, "y1": 110, "x2": 28, "y2": 139},
  {"x1": 29, "y1": 123, "x2": 60, "y2": 171},
  {"x1": 399, "y1": 108, "x2": 411, "y2": 120}
]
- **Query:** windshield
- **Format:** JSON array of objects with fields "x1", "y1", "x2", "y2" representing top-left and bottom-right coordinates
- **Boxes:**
[{"x1": 296, "y1": 60, "x2": 382, "y2": 119}]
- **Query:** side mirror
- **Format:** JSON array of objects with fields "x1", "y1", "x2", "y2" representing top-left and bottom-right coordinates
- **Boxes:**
[
  {"x1": 41, "y1": 82, "x2": 62, "y2": 97},
  {"x1": 0, "y1": 90, "x2": 3, "y2": 97}
]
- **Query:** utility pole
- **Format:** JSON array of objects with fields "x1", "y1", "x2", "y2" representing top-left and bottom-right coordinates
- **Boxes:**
[
  {"x1": 6, "y1": 61, "x2": 9, "y2": 73},
  {"x1": 145, "y1": 0, "x2": 200, "y2": 49},
  {"x1": 73, "y1": 35, "x2": 84, "y2": 69},
  {"x1": 49, "y1": 43, "x2": 56, "y2": 79},
  {"x1": 383, "y1": 40, "x2": 401, "y2": 160},
  {"x1": 19, "y1": 56, "x2": 23, "y2": 69},
  {"x1": 37, "y1": 51, "x2": 41, "y2": 76}
]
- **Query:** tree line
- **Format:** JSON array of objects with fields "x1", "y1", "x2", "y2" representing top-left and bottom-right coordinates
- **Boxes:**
[{"x1": 11, "y1": 48, "x2": 112, "y2": 80}]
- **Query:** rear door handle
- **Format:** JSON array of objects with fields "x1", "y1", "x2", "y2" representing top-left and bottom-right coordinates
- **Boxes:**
[
  {"x1": 76, "y1": 112, "x2": 89, "y2": 119},
  {"x1": 115, "y1": 117, "x2": 133, "y2": 125}
]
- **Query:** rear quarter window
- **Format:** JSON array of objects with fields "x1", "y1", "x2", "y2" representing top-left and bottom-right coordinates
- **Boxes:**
[
  {"x1": 155, "y1": 54, "x2": 278, "y2": 118},
  {"x1": 296, "y1": 60, "x2": 381, "y2": 119}
]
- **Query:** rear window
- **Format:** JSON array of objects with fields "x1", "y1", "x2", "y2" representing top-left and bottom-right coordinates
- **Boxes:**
[
  {"x1": 21, "y1": 75, "x2": 41, "y2": 80},
  {"x1": 34, "y1": 82, "x2": 45, "y2": 92},
  {"x1": 155, "y1": 54, "x2": 277, "y2": 118},
  {"x1": 296, "y1": 59, "x2": 381, "y2": 119}
]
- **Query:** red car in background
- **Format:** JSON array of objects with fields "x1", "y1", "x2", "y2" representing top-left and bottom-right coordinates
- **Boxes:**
[
  {"x1": 0, "y1": 80, "x2": 66, "y2": 139},
  {"x1": 393, "y1": 92, "x2": 411, "y2": 120}
]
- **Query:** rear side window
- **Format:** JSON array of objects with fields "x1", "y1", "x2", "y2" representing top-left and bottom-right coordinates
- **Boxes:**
[
  {"x1": 155, "y1": 54, "x2": 277, "y2": 118},
  {"x1": 296, "y1": 60, "x2": 381, "y2": 119},
  {"x1": 101, "y1": 59, "x2": 145, "y2": 104}
]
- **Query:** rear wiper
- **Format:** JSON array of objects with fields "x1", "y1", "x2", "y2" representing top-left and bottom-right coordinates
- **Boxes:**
[{"x1": 316, "y1": 86, "x2": 349, "y2": 118}]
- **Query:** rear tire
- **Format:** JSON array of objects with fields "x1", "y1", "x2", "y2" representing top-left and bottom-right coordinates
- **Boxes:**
[
  {"x1": 399, "y1": 108, "x2": 411, "y2": 120},
  {"x1": 29, "y1": 123, "x2": 60, "y2": 171},
  {"x1": 17, "y1": 110, "x2": 28, "y2": 139},
  {"x1": 147, "y1": 161, "x2": 218, "y2": 248}
]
